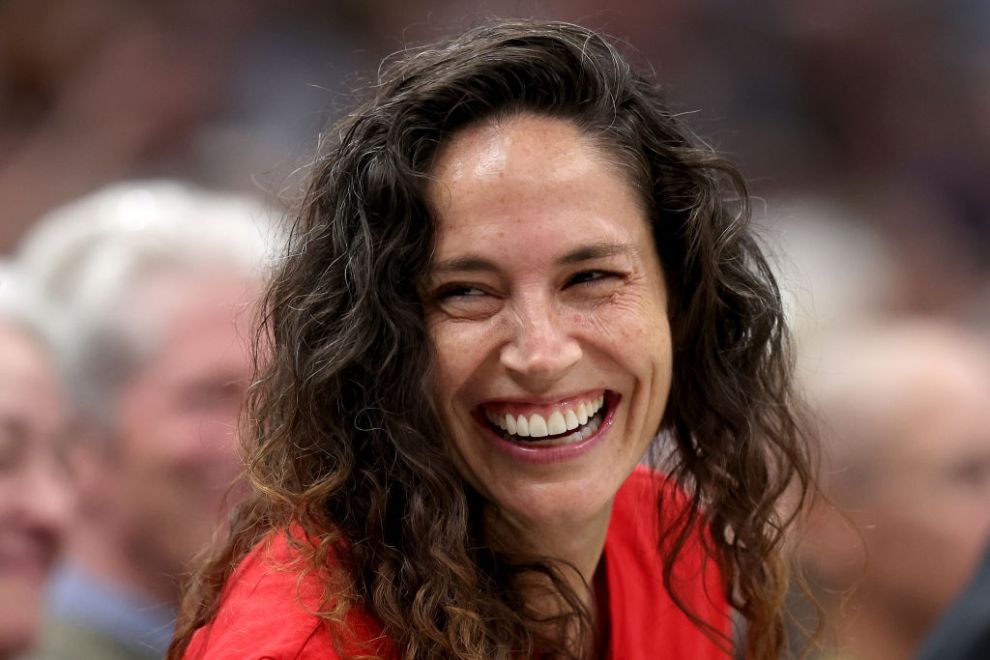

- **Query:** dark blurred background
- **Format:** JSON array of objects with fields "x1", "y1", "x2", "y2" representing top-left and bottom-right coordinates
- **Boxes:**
[{"x1": 2, "y1": 0, "x2": 987, "y2": 320}]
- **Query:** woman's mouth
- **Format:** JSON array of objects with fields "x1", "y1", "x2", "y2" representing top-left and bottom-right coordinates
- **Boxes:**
[{"x1": 475, "y1": 391, "x2": 615, "y2": 449}]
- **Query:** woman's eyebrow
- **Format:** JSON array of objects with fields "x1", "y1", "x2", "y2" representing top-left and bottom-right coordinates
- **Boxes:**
[
  {"x1": 430, "y1": 256, "x2": 498, "y2": 274},
  {"x1": 430, "y1": 243, "x2": 633, "y2": 274},
  {"x1": 559, "y1": 242, "x2": 633, "y2": 264}
]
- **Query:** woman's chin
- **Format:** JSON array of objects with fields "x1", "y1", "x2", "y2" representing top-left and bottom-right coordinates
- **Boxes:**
[{"x1": 486, "y1": 475, "x2": 618, "y2": 538}]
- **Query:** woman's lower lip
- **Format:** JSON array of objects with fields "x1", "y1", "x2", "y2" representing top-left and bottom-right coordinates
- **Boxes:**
[{"x1": 476, "y1": 393, "x2": 620, "y2": 465}]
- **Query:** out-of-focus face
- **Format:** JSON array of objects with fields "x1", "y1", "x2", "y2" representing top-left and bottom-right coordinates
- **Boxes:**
[
  {"x1": 106, "y1": 273, "x2": 258, "y2": 598},
  {"x1": 861, "y1": 356, "x2": 990, "y2": 631},
  {"x1": 424, "y1": 114, "x2": 672, "y2": 536},
  {"x1": 0, "y1": 323, "x2": 69, "y2": 657}
]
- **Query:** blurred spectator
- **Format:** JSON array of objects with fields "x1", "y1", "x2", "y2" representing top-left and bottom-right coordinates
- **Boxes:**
[
  {"x1": 0, "y1": 264, "x2": 70, "y2": 659},
  {"x1": 917, "y1": 542, "x2": 990, "y2": 660},
  {"x1": 15, "y1": 182, "x2": 278, "y2": 660},
  {"x1": 763, "y1": 195, "x2": 897, "y2": 341},
  {"x1": 794, "y1": 320, "x2": 990, "y2": 660}
]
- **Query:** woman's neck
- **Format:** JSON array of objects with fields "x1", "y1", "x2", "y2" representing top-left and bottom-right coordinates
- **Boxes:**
[
  {"x1": 491, "y1": 499, "x2": 613, "y2": 592},
  {"x1": 484, "y1": 499, "x2": 615, "y2": 654}
]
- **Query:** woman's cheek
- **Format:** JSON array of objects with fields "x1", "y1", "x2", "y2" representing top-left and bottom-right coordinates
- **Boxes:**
[
  {"x1": 430, "y1": 316, "x2": 496, "y2": 381},
  {"x1": 583, "y1": 289, "x2": 667, "y2": 347}
]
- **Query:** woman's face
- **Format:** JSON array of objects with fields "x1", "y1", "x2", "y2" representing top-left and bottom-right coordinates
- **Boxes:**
[
  {"x1": 424, "y1": 114, "x2": 673, "y2": 532},
  {"x1": 0, "y1": 322, "x2": 70, "y2": 657}
]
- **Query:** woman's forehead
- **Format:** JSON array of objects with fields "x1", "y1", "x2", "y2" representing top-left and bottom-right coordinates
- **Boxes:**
[
  {"x1": 429, "y1": 114, "x2": 609, "y2": 196},
  {"x1": 427, "y1": 115, "x2": 647, "y2": 252}
]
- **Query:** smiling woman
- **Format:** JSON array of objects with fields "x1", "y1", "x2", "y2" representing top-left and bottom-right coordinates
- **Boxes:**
[
  {"x1": 426, "y1": 115, "x2": 673, "y2": 558},
  {"x1": 170, "y1": 19, "x2": 815, "y2": 660}
]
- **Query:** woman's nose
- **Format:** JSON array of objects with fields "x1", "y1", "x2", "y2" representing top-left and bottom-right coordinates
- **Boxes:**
[{"x1": 499, "y1": 298, "x2": 581, "y2": 385}]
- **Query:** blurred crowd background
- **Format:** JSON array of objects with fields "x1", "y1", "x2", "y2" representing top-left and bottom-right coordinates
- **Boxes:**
[
  {"x1": 2, "y1": 0, "x2": 988, "y2": 320},
  {"x1": 0, "y1": 1, "x2": 987, "y2": 659}
]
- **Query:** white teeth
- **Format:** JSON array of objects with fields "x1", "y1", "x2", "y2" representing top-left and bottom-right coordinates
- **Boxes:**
[
  {"x1": 562, "y1": 413, "x2": 602, "y2": 444},
  {"x1": 485, "y1": 393, "x2": 608, "y2": 443},
  {"x1": 582, "y1": 415, "x2": 601, "y2": 439},
  {"x1": 528, "y1": 414, "x2": 549, "y2": 438},
  {"x1": 587, "y1": 396, "x2": 603, "y2": 416},
  {"x1": 577, "y1": 402, "x2": 589, "y2": 425}
]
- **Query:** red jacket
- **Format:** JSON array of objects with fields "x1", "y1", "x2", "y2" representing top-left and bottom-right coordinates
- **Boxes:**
[{"x1": 184, "y1": 466, "x2": 730, "y2": 659}]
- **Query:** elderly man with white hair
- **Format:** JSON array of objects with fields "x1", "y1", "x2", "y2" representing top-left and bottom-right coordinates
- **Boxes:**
[
  {"x1": 794, "y1": 320, "x2": 990, "y2": 660},
  {"x1": 0, "y1": 264, "x2": 71, "y2": 659},
  {"x1": 17, "y1": 181, "x2": 278, "y2": 660}
]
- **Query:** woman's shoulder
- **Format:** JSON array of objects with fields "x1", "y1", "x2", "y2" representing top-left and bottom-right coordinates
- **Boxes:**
[
  {"x1": 611, "y1": 464, "x2": 722, "y2": 590},
  {"x1": 606, "y1": 465, "x2": 731, "y2": 658},
  {"x1": 183, "y1": 528, "x2": 391, "y2": 660}
]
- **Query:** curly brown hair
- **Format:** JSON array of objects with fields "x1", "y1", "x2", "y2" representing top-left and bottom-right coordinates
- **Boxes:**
[{"x1": 170, "y1": 19, "x2": 815, "y2": 660}]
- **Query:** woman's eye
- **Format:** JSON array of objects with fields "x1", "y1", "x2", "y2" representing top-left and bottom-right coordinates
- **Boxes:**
[
  {"x1": 566, "y1": 270, "x2": 616, "y2": 287},
  {"x1": 431, "y1": 284, "x2": 501, "y2": 319},
  {"x1": 436, "y1": 285, "x2": 487, "y2": 300}
]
